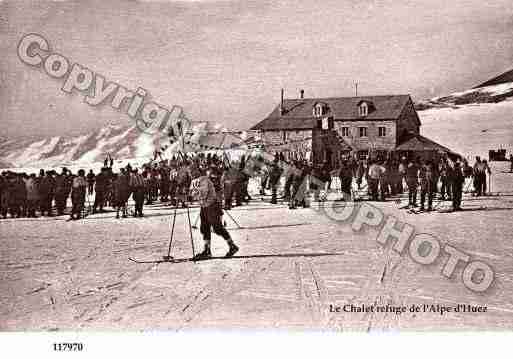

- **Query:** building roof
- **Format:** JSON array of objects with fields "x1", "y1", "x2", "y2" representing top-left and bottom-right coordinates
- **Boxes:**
[
  {"x1": 251, "y1": 95, "x2": 412, "y2": 131},
  {"x1": 395, "y1": 132, "x2": 456, "y2": 154}
]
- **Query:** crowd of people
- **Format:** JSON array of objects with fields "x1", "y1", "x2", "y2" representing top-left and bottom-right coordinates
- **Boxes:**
[
  {"x1": 0, "y1": 151, "x2": 496, "y2": 222},
  {"x1": 261, "y1": 153, "x2": 493, "y2": 212}
]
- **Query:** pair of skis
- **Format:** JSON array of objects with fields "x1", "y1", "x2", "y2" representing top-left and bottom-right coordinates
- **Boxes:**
[{"x1": 128, "y1": 254, "x2": 240, "y2": 264}]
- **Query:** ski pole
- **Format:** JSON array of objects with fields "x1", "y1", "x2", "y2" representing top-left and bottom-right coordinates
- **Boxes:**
[
  {"x1": 224, "y1": 209, "x2": 242, "y2": 229},
  {"x1": 185, "y1": 204, "x2": 196, "y2": 259},
  {"x1": 163, "y1": 205, "x2": 177, "y2": 261}
]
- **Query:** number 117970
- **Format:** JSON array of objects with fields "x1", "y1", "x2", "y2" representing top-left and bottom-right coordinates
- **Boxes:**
[{"x1": 53, "y1": 343, "x2": 84, "y2": 351}]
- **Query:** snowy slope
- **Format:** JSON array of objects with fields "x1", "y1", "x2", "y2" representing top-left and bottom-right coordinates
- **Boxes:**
[
  {"x1": 0, "y1": 122, "x2": 205, "y2": 171},
  {"x1": 416, "y1": 82, "x2": 513, "y2": 159}
]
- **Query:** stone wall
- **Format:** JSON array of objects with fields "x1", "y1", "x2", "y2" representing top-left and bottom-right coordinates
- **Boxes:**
[
  {"x1": 260, "y1": 130, "x2": 313, "y2": 154},
  {"x1": 333, "y1": 120, "x2": 396, "y2": 151}
]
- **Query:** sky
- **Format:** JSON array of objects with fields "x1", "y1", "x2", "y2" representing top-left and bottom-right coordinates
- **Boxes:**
[{"x1": 1, "y1": 0, "x2": 513, "y2": 139}]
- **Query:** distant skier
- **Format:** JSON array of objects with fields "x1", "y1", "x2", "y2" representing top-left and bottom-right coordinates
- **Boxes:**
[
  {"x1": 406, "y1": 158, "x2": 419, "y2": 208},
  {"x1": 70, "y1": 169, "x2": 87, "y2": 220},
  {"x1": 451, "y1": 162, "x2": 465, "y2": 211},
  {"x1": 130, "y1": 168, "x2": 146, "y2": 217},
  {"x1": 268, "y1": 158, "x2": 283, "y2": 204},
  {"x1": 419, "y1": 161, "x2": 435, "y2": 211},
  {"x1": 86, "y1": 170, "x2": 95, "y2": 196},
  {"x1": 190, "y1": 166, "x2": 238, "y2": 260}
]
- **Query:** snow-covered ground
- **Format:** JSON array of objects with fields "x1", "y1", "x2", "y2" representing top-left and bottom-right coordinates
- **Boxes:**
[
  {"x1": 419, "y1": 100, "x2": 513, "y2": 159},
  {"x1": 1, "y1": 161, "x2": 513, "y2": 331}
]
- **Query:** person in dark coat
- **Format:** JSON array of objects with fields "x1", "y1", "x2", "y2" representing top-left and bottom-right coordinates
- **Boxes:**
[
  {"x1": 419, "y1": 161, "x2": 435, "y2": 211},
  {"x1": 70, "y1": 170, "x2": 87, "y2": 220},
  {"x1": 9, "y1": 174, "x2": 26, "y2": 218},
  {"x1": 38, "y1": 170, "x2": 54, "y2": 216},
  {"x1": 222, "y1": 165, "x2": 237, "y2": 210},
  {"x1": 86, "y1": 170, "x2": 95, "y2": 196},
  {"x1": 338, "y1": 159, "x2": 353, "y2": 201},
  {"x1": 451, "y1": 162, "x2": 465, "y2": 211},
  {"x1": 93, "y1": 167, "x2": 109, "y2": 213},
  {"x1": 0, "y1": 173, "x2": 9, "y2": 218},
  {"x1": 130, "y1": 169, "x2": 146, "y2": 217},
  {"x1": 290, "y1": 161, "x2": 309, "y2": 209},
  {"x1": 114, "y1": 169, "x2": 131, "y2": 219},
  {"x1": 25, "y1": 173, "x2": 39, "y2": 218},
  {"x1": 176, "y1": 164, "x2": 191, "y2": 208},
  {"x1": 406, "y1": 159, "x2": 419, "y2": 208},
  {"x1": 54, "y1": 169, "x2": 69, "y2": 215},
  {"x1": 268, "y1": 158, "x2": 283, "y2": 205},
  {"x1": 310, "y1": 164, "x2": 323, "y2": 201},
  {"x1": 159, "y1": 165, "x2": 170, "y2": 202}
]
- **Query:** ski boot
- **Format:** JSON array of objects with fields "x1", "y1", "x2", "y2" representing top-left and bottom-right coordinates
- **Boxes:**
[
  {"x1": 193, "y1": 247, "x2": 212, "y2": 261},
  {"x1": 225, "y1": 243, "x2": 239, "y2": 258}
]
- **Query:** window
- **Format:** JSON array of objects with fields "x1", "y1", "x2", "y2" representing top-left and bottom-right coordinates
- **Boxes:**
[
  {"x1": 313, "y1": 103, "x2": 329, "y2": 118},
  {"x1": 359, "y1": 102, "x2": 368, "y2": 117},
  {"x1": 359, "y1": 127, "x2": 367, "y2": 137},
  {"x1": 378, "y1": 127, "x2": 386, "y2": 137},
  {"x1": 341, "y1": 127, "x2": 350, "y2": 137}
]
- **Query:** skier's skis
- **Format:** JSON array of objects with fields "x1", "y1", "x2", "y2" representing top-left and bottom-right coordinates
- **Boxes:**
[
  {"x1": 128, "y1": 255, "x2": 242, "y2": 264},
  {"x1": 406, "y1": 208, "x2": 433, "y2": 214}
]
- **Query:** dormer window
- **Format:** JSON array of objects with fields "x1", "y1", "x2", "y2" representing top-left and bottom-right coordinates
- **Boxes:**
[
  {"x1": 359, "y1": 102, "x2": 368, "y2": 117},
  {"x1": 313, "y1": 102, "x2": 329, "y2": 118}
]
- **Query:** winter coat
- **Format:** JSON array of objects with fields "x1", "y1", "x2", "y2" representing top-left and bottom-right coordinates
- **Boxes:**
[{"x1": 24, "y1": 178, "x2": 39, "y2": 201}]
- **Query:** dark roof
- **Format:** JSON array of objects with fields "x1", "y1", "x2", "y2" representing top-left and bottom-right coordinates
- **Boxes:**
[
  {"x1": 252, "y1": 95, "x2": 412, "y2": 131},
  {"x1": 396, "y1": 132, "x2": 455, "y2": 154}
]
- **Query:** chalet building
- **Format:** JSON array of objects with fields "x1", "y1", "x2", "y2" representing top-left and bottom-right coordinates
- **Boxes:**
[{"x1": 251, "y1": 90, "x2": 457, "y2": 165}]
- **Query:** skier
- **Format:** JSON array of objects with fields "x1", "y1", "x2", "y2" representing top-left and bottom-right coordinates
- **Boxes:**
[
  {"x1": 338, "y1": 158, "x2": 353, "y2": 201},
  {"x1": 439, "y1": 158, "x2": 452, "y2": 200},
  {"x1": 114, "y1": 168, "x2": 131, "y2": 219},
  {"x1": 86, "y1": 170, "x2": 95, "y2": 196},
  {"x1": 54, "y1": 169, "x2": 69, "y2": 216},
  {"x1": 70, "y1": 169, "x2": 87, "y2": 220},
  {"x1": 481, "y1": 160, "x2": 491, "y2": 195},
  {"x1": 130, "y1": 168, "x2": 146, "y2": 217},
  {"x1": 451, "y1": 162, "x2": 465, "y2": 211},
  {"x1": 367, "y1": 160, "x2": 385, "y2": 201},
  {"x1": 38, "y1": 170, "x2": 54, "y2": 216},
  {"x1": 190, "y1": 166, "x2": 239, "y2": 260},
  {"x1": 268, "y1": 158, "x2": 283, "y2": 204},
  {"x1": 222, "y1": 164, "x2": 237, "y2": 210},
  {"x1": 24, "y1": 173, "x2": 39, "y2": 218},
  {"x1": 93, "y1": 167, "x2": 109, "y2": 213},
  {"x1": 406, "y1": 158, "x2": 419, "y2": 208},
  {"x1": 419, "y1": 161, "x2": 435, "y2": 211},
  {"x1": 290, "y1": 161, "x2": 310, "y2": 209}
]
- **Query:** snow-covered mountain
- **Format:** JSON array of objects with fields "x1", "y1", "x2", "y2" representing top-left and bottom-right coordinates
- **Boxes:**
[
  {"x1": 0, "y1": 124, "x2": 160, "y2": 169},
  {"x1": 0, "y1": 120, "x2": 214, "y2": 171},
  {"x1": 416, "y1": 76, "x2": 513, "y2": 159},
  {"x1": 0, "y1": 119, "x2": 250, "y2": 172}
]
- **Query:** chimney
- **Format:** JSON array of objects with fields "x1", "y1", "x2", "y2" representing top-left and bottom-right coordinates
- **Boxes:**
[
  {"x1": 280, "y1": 88, "x2": 284, "y2": 115},
  {"x1": 300, "y1": 89, "x2": 304, "y2": 99}
]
